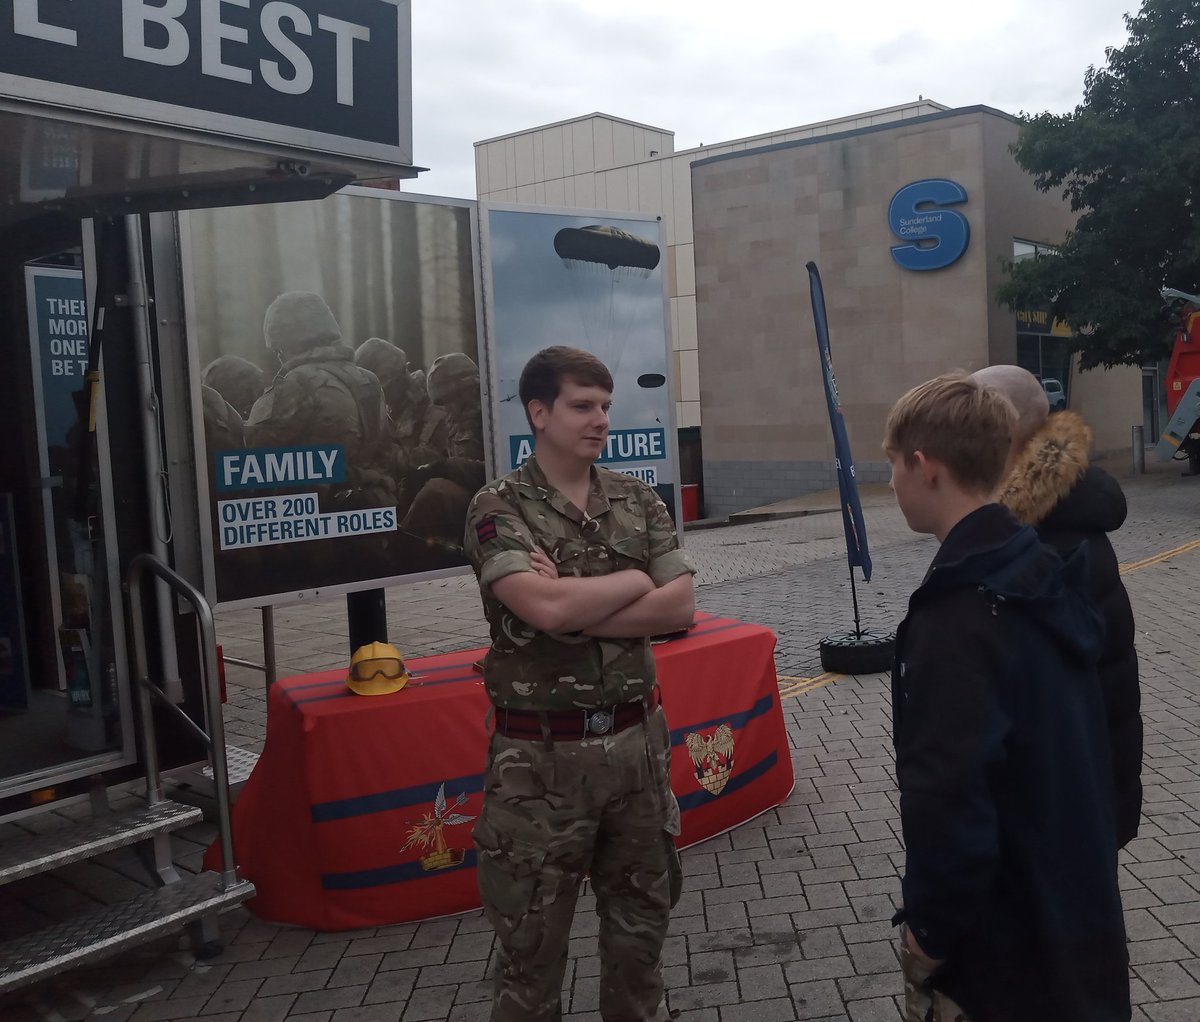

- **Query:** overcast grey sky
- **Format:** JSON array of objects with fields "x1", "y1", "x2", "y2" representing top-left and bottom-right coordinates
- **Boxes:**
[{"x1": 408, "y1": 0, "x2": 1138, "y2": 200}]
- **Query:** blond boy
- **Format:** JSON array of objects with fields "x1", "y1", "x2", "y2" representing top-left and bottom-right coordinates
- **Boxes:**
[{"x1": 884, "y1": 373, "x2": 1129, "y2": 1022}]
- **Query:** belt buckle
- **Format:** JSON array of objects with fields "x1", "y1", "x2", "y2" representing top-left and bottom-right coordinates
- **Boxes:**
[{"x1": 586, "y1": 709, "x2": 613, "y2": 735}]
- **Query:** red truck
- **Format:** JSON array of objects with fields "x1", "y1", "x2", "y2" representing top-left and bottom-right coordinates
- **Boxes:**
[{"x1": 1156, "y1": 288, "x2": 1200, "y2": 474}]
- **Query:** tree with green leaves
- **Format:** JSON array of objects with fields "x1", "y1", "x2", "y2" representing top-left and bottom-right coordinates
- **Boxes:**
[{"x1": 996, "y1": 0, "x2": 1200, "y2": 368}]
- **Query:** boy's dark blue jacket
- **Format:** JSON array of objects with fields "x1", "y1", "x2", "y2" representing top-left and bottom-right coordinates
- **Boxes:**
[{"x1": 892, "y1": 503, "x2": 1130, "y2": 1022}]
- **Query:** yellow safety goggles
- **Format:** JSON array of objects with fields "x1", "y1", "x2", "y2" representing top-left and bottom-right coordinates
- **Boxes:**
[{"x1": 349, "y1": 657, "x2": 407, "y2": 682}]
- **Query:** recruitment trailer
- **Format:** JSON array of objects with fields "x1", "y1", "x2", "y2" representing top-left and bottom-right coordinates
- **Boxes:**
[
  {"x1": 0, "y1": 1, "x2": 687, "y2": 991},
  {"x1": 0, "y1": 0, "x2": 418, "y2": 991}
]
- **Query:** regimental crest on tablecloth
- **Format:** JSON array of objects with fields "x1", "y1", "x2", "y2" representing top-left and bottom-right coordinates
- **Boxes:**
[
  {"x1": 402, "y1": 782, "x2": 476, "y2": 871},
  {"x1": 685, "y1": 724, "x2": 735, "y2": 795}
]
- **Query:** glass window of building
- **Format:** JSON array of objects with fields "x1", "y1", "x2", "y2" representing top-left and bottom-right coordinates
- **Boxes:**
[
  {"x1": 1013, "y1": 239, "x2": 1038, "y2": 262},
  {"x1": 1012, "y1": 239, "x2": 1073, "y2": 410},
  {"x1": 1012, "y1": 238, "x2": 1056, "y2": 262}
]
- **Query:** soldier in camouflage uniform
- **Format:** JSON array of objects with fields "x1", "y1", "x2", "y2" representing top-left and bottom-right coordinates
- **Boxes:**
[
  {"x1": 200, "y1": 385, "x2": 244, "y2": 454},
  {"x1": 403, "y1": 352, "x2": 487, "y2": 545},
  {"x1": 354, "y1": 337, "x2": 450, "y2": 505},
  {"x1": 245, "y1": 292, "x2": 395, "y2": 507},
  {"x1": 464, "y1": 346, "x2": 695, "y2": 1022},
  {"x1": 201, "y1": 354, "x2": 266, "y2": 419},
  {"x1": 199, "y1": 356, "x2": 261, "y2": 484}
]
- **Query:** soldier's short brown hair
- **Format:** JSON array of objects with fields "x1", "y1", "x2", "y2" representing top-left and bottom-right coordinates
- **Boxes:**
[
  {"x1": 883, "y1": 371, "x2": 1017, "y2": 494},
  {"x1": 519, "y1": 346, "x2": 614, "y2": 428}
]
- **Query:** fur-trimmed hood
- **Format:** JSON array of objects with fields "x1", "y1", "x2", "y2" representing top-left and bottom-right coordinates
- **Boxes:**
[{"x1": 1000, "y1": 410, "x2": 1127, "y2": 534}]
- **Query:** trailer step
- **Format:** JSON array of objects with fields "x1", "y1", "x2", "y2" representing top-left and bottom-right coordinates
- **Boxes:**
[
  {"x1": 0, "y1": 870, "x2": 254, "y2": 993},
  {"x1": 168, "y1": 745, "x2": 260, "y2": 800},
  {"x1": 0, "y1": 801, "x2": 202, "y2": 886},
  {"x1": 198, "y1": 744, "x2": 260, "y2": 789}
]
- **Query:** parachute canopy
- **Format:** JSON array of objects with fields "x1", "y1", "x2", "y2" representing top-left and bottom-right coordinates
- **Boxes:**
[
  {"x1": 552, "y1": 223, "x2": 663, "y2": 378},
  {"x1": 554, "y1": 225, "x2": 661, "y2": 272}
]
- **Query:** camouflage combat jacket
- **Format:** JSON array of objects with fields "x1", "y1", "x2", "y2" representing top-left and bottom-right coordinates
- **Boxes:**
[
  {"x1": 464, "y1": 455, "x2": 695, "y2": 711},
  {"x1": 245, "y1": 343, "x2": 389, "y2": 464}
]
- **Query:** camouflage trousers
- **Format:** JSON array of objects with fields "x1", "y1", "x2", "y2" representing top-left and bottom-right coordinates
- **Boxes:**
[
  {"x1": 899, "y1": 927, "x2": 971, "y2": 1022},
  {"x1": 474, "y1": 705, "x2": 682, "y2": 1022}
]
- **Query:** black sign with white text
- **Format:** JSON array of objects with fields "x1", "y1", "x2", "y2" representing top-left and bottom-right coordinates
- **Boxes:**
[{"x1": 1, "y1": 0, "x2": 410, "y2": 163}]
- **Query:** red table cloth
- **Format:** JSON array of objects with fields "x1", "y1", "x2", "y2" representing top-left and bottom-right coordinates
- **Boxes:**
[{"x1": 207, "y1": 612, "x2": 793, "y2": 930}]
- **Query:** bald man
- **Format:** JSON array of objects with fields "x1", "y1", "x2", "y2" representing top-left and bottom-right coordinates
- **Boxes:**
[
  {"x1": 973, "y1": 365, "x2": 1050, "y2": 471},
  {"x1": 973, "y1": 365, "x2": 1143, "y2": 848}
]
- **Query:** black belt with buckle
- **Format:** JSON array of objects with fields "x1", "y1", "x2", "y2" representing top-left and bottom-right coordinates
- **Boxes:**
[{"x1": 495, "y1": 688, "x2": 661, "y2": 741}]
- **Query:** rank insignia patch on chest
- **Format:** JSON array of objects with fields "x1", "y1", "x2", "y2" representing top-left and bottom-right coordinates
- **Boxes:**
[{"x1": 475, "y1": 516, "x2": 498, "y2": 543}]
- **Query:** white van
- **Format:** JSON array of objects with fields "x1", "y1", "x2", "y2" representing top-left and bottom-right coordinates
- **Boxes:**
[{"x1": 1042, "y1": 378, "x2": 1067, "y2": 411}]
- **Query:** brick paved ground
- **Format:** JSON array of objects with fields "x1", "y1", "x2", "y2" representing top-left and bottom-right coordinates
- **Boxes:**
[{"x1": 3, "y1": 457, "x2": 1200, "y2": 1020}]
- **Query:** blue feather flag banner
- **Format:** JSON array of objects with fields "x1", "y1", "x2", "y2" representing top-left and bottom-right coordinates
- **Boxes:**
[{"x1": 806, "y1": 261, "x2": 873, "y2": 582}]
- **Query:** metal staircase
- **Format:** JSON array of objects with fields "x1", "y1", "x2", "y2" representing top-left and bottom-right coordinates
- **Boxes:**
[{"x1": 0, "y1": 554, "x2": 255, "y2": 994}]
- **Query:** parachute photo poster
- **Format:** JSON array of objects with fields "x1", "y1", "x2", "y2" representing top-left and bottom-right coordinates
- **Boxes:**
[
  {"x1": 182, "y1": 189, "x2": 486, "y2": 609},
  {"x1": 484, "y1": 207, "x2": 681, "y2": 520}
]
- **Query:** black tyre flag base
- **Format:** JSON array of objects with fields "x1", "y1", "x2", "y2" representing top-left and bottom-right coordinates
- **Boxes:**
[{"x1": 819, "y1": 630, "x2": 895, "y2": 675}]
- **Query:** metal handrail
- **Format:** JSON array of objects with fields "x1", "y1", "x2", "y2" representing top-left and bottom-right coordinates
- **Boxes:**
[{"x1": 126, "y1": 553, "x2": 239, "y2": 889}]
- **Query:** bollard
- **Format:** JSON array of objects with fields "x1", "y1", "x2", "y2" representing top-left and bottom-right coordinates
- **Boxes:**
[{"x1": 1132, "y1": 425, "x2": 1146, "y2": 474}]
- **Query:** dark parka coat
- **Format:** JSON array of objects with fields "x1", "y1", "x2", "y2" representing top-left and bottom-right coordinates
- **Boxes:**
[
  {"x1": 999, "y1": 410, "x2": 1143, "y2": 846},
  {"x1": 892, "y1": 504, "x2": 1130, "y2": 1022}
]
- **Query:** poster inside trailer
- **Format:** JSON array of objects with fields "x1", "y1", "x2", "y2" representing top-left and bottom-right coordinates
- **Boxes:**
[
  {"x1": 182, "y1": 190, "x2": 484, "y2": 609},
  {"x1": 484, "y1": 208, "x2": 679, "y2": 517},
  {"x1": 24, "y1": 267, "x2": 95, "y2": 702}
]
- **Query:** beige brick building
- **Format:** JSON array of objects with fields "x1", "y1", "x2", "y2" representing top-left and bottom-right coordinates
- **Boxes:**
[{"x1": 475, "y1": 104, "x2": 1140, "y2": 517}]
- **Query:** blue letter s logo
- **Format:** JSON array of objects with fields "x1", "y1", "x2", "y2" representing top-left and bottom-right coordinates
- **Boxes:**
[{"x1": 888, "y1": 179, "x2": 970, "y2": 271}]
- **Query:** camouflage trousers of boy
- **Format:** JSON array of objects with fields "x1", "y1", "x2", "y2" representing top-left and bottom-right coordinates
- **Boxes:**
[
  {"x1": 899, "y1": 927, "x2": 971, "y2": 1022},
  {"x1": 473, "y1": 704, "x2": 682, "y2": 1022}
]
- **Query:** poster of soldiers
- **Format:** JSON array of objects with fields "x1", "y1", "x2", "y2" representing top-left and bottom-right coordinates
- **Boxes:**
[
  {"x1": 181, "y1": 190, "x2": 484, "y2": 609},
  {"x1": 484, "y1": 207, "x2": 680, "y2": 518}
]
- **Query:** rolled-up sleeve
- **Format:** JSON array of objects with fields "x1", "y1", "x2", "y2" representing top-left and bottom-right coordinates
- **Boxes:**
[
  {"x1": 479, "y1": 548, "x2": 533, "y2": 589},
  {"x1": 644, "y1": 490, "x2": 696, "y2": 587},
  {"x1": 464, "y1": 488, "x2": 535, "y2": 591},
  {"x1": 649, "y1": 547, "x2": 696, "y2": 587}
]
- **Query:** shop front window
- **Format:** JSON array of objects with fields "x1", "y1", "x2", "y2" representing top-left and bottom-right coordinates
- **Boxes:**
[
  {"x1": 1012, "y1": 240, "x2": 1073, "y2": 411},
  {"x1": 1016, "y1": 333, "x2": 1073, "y2": 412}
]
